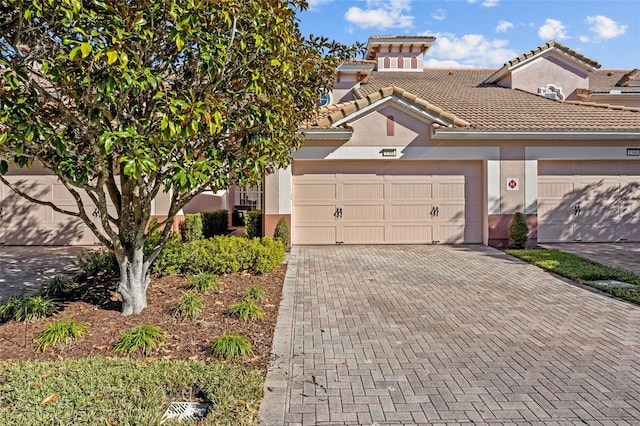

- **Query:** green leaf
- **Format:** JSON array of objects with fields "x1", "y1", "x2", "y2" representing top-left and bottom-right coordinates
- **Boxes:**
[
  {"x1": 80, "y1": 42, "x2": 92, "y2": 58},
  {"x1": 0, "y1": 132, "x2": 7, "y2": 145},
  {"x1": 175, "y1": 33, "x2": 185, "y2": 51},
  {"x1": 106, "y1": 50, "x2": 118, "y2": 65},
  {"x1": 69, "y1": 46, "x2": 82, "y2": 61}
]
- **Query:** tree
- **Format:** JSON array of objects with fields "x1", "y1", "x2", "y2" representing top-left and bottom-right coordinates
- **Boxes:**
[{"x1": 0, "y1": 0, "x2": 359, "y2": 314}]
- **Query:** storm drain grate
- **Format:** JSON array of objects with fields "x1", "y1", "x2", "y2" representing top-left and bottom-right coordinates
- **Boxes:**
[{"x1": 161, "y1": 402, "x2": 211, "y2": 423}]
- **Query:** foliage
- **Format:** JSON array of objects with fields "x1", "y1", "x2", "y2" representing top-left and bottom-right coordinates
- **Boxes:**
[
  {"x1": 77, "y1": 249, "x2": 118, "y2": 278},
  {"x1": 152, "y1": 235, "x2": 284, "y2": 276},
  {"x1": 253, "y1": 237, "x2": 285, "y2": 274},
  {"x1": 0, "y1": 0, "x2": 360, "y2": 315},
  {"x1": 179, "y1": 213, "x2": 203, "y2": 242},
  {"x1": 0, "y1": 358, "x2": 264, "y2": 424},
  {"x1": 185, "y1": 272, "x2": 219, "y2": 293},
  {"x1": 273, "y1": 216, "x2": 290, "y2": 249},
  {"x1": 507, "y1": 248, "x2": 640, "y2": 304},
  {"x1": 227, "y1": 300, "x2": 264, "y2": 323},
  {"x1": 202, "y1": 209, "x2": 229, "y2": 238},
  {"x1": 245, "y1": 210, "x2": 263, "y2": 239},
  {"x1": 113, "y1": 325, "x2": 165, "y2": 356},
  {"x1": 210, "y1": 333, "x2": 254, "y2": 360},
  {"x1": 508, "y1": 212, "x2": 529, "y2": 249},
  {"x1": 34, "y1": 319, "x2": 88, "y2": 352},
  {"x1": 41, "y1": 275, "x2": 77, "y2": 297},
  {"x1": 168, "y1": 291, "x2": 204, "y2": 321},
  {"x1": 243, "y1": 286, "x2": 266, "y2": 302},
  {"x1": 0, "y1": 295, "x2": 57, "y2": 322}
]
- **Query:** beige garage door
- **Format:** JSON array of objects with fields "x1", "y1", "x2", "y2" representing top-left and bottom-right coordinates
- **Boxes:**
[
  {"x1": 292, "y1": 160, "x2": 482, "y2": 244},
  {"x1": 538, "y1": 160, "x2": 640, "y2": 243},
  {"x1": 0, "y1": 175, "x2": 105, "y2": 245}
]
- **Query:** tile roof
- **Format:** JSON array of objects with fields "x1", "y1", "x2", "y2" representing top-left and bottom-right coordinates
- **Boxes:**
[
  {"x1": 589, "y1": 69, "x2": 640, "y2": 93},
  {"x1": 309, "y1": 69, "x2": 640, "y2": 132}
]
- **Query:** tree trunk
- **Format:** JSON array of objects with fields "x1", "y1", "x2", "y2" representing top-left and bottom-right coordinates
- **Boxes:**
[{"x1": 116, "y1": 245, "x2": 150, "y2": 316}]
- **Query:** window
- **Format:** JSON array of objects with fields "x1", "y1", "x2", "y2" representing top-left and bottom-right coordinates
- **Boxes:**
[
  {"x1": 537, "y1": 84, "x2": 565, "y2": 101},
  {"x1": 319, "y1": 92, "x2": 331, "y2": 107},
  {"x1": 237, "y1": 184, "x2": 262, "y2": 210}
]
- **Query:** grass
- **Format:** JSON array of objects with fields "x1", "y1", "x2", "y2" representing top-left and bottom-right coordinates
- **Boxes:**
[
  {"x1": 210, "y1": 333, "x2": 254, "y2": 360},
  {"x1": 40, "y1": 276, "x2": 77, "y2": 297},
  {"x1": 243, "y1": 286, "x2": 266, "y2": 302},
  {"x1": 0, "y1": 358, "x2": 263, "y2": 425},
  {"x1": 113, "y1": 325, "x2": 166, "y2": 356},
  {"x1": 184, "y1": 272, "x2": 219, "y2": 292},
  {"x1": 227, "y1": 300, "x2": 264, "y2": 323},
  {"x1": 168, "y1": 291, "x2": 204, "y2": 320},
  {"x1": 0, "y1": 295, "x2": 57, "y2": 322},
  {"x1": 506, "y1": 248, "x2": 640, "y2": 304},
  {"x1": 34, "y1": 319, "x2": 88, "y2": 352}
]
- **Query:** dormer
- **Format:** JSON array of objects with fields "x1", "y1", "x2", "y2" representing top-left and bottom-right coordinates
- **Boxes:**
[
  {"x1": 365, "y1": 36, "x2": 436, "y2": 72},
  {"x1": 482, "y1": 41, "x2": 601, "y2": 101}
]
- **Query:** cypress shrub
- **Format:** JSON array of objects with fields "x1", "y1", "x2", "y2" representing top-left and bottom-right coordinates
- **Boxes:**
[
  {"x1": 180, "y1": 213, "x2": 203, "y2": 242},
  {"x1": 509, "y1": 212, "x2": 529, "y2": 249},
  {"x1": 273, "y1": 217, "x2": 290, "y2": 249}
]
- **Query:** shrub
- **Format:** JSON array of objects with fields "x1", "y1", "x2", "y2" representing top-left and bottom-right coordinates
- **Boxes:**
[
  {"x1": 113, "y1": 325, "x2": 165, "y2": 356},
  {"x1": 34, "y1": 319, "x2": 88, "y2": 352},
  {"x1": 41, "y1": 276, "x2": 77, "y2": 297},
  {"x1": 202, "y1": 209, "x2": 229, "y2": 237},
  {"x1": 509, "y1": 212, "x2": 529, "y2": 249},
  {"x1": 180, "y1": 213, "x2": 203, "y2": 242},
  {"x1": 210, "y1": 333, "x2": 254, "y2": 360},
  {"x1": 168, "y1": 291, "x2": 204, "y2": 320},
  {"x1": 150, "y1": 238, "x2": 188, "y2": 276},
  {"x1": 185, "y1": 272, "x2": 219, "y2": 292},
  {"x1": 273, "y1": 217, "x2": 290, "y2": 249},
  {"x1": 227, "y1": 300, "x2": 264, "y2": 322},
  {"x1": 243, "y1": 286, "x2": 265, "y2": 302},
  {"x1": 0, "y1": 295, "x2": 57, "y2": 322},
  {"x1": 77, "y1": 249, "x2": 118, "y2": 278},
  {"x1": 253, "y1": 237, "x2": 285, "y2": 274},
  {"x1": 245, "y1": 210, "x2": 262, "y2": 239}
]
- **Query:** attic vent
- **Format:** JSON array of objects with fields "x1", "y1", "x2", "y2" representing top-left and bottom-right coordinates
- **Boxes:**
[{"x1": 537, "y1": 84, "x2": 564, "y2": 101}]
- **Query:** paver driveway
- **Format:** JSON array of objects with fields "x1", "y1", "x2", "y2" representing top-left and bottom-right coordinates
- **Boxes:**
[{"x1": 260, "y1": 245, "x2": 640, "y2": 425}]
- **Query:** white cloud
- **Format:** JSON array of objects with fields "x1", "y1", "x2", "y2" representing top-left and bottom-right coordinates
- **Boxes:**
[
  {"x1": 586, "y1": 15, "x2": 627, "y2": 39},
  {"x1": 424, "y1": 59, "x2": 473, "y2": 68},
  {"x1": 538, "y1": 19, "x2": 569, "y2": 40},
  {"x1": 467, "y1": 0, "x2": 479, "y2": 3},
  {"x1": 345, "y1": 0, "x2": 414, "y2": 29},
  {"x1": 496, "y1": 20, "x2": 514, "y2": 33},
  {"x1": 482, "y1": 0, "x2": 499, "y2": 7},
  {"x1": 579, "y1": 35, "x2": 590, "y2": 43},
  {"x1": 432, "y1": 8, "x2": 446, "y2": 21},
  {"x1": 306, "y1": 0, "x2": 334, "y2": 10},
  {"x1": 425, "y1": 33, "x2": 518, "y2": 68}
]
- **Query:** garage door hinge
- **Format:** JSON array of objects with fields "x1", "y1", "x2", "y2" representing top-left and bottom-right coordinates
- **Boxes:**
[{"x1": 335, "y1": 241, "x2": 344, "y2": 245}]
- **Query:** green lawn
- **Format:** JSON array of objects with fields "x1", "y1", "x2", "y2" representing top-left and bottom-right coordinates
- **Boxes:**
[
  {"x1": 506, "y1": 248, "x2": 640, "y2": 304},
  {"x1": 0, "y1": 358, "x2": 263, "y2": 425}
]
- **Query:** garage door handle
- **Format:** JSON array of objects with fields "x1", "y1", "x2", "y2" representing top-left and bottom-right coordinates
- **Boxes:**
[
  {"x1": 0, "y1": 207, "x2": 3, "y2": 219},
  {"x1": 430, "y1": 206, "x2": 439, "y2": 218},
  {"x1": 334, "y1": 207, "x2": 342, "y2": 219},
  {"x1": 574, "y1": 205, "x2": 581, "y2": 216}
]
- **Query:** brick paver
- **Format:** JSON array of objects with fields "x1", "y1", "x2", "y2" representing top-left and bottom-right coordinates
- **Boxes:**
[{"x1": 260, "y1": 245, "x2": 640, "y2": 425}]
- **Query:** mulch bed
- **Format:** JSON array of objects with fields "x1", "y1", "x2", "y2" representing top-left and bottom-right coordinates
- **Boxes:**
[{"x1": 0, "y1": 265, "x2": 286, "y2": 371}]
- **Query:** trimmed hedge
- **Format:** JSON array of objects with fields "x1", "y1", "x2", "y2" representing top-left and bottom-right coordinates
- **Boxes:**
[
  {"x1": 180, "y1": 213, "x2": 203, "y2": 242},
  {"x1": 245, "y1": 210, "x2": 262, "y2": 239},
  {"x1": 151, "y1": 236, "x2": 284, "y2": 276},
  {"x1": 202, "y1": 209, "x2": 229, "y2": 237}
]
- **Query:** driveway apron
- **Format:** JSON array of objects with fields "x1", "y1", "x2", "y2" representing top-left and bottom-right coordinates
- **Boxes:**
[{"x1": 260, "y1": 245, "x2": 640, "y2": 425}]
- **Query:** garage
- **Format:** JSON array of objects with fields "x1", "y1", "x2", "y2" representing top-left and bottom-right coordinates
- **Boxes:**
[
  {"x1": 1, "y1": 175, "x2": 103, "y2": 246},
  {"x1": 538, "y1": 160, "x2": 640, "y2": 243},
  {"x1": 292, "y1": 160, "x2": 483, "y2": 244}
]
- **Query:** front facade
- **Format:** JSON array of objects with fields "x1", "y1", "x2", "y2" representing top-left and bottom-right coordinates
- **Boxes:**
[
  {"x1": 2, "y1": 36, "x2": 639, "y2": 247},
  {"x1": 262, "y1": 37, "x2": 640, "y2": 247}
]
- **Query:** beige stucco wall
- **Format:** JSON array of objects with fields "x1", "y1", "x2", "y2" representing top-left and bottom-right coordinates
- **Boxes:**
[{"x1": 510, "y1": 54, "x2": 589, "y2": 101}]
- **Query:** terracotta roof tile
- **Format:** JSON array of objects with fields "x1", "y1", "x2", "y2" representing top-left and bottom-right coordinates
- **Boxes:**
[
  {"x1": 341, "y1": 69, "x2": 640, "y2": 132},
  {"x1": 589, "y1": 69, "x2": 640, "y2": 93}
]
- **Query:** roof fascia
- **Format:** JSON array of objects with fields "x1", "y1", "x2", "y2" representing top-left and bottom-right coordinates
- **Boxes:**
[
  {"x1": 300, "y1": 129, "x2": 353, "y2": 140},
  {"x1": 331, "y1": 96, "x2": 453, "y2": 128},
  {"x1": 432, "y1": 130, "x2": 640, "y2": 140}
]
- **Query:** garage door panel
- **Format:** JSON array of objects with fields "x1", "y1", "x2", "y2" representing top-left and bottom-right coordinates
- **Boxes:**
[
  {"x1": 293, "y1": 160, "x2": 482, "y2": 245},
  {"x1": 389, "y1": 182, "x2": 432, "y2": 199},
  {"x1": 294, "y1": 226, "x2": 337, "y2": 245},
  {"x1": 343, "y1": 204, "x2": 384, "y2": 221},
  {"x1": 343, "y1": 183, "x2": 384, "y2": 200},
  {"x1": 294, "y1": 184, "x2": 336, "y2": 200},
  {"x1": 538, "y1": 160, "x2": 640, "y2": 243},
  {"x1": 295, "y1": 204, "x2": 337, "y2": 222},
  {"x1": 389, "y1": 225, "x2": 433, "y2": 243},
  {"x1": 390, "y1": 204, "x2": 431, "y2": 221},
  {"x1": 343, "y1": 226, "x2": 384, "y2": 243}
]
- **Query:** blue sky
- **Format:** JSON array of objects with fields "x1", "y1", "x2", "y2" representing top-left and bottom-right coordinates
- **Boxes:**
[{"x1": 298, "y1": 0, "x2": 640, "y2": 69}]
